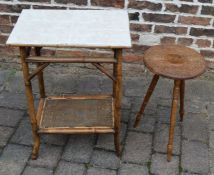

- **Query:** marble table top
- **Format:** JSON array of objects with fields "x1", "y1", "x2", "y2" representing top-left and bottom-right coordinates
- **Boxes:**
[{"x1": 7, "y1": 9, "x2": 132, "y2": 48}]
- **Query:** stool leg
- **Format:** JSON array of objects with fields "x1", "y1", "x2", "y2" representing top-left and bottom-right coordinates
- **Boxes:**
[
  {"x1": 179, "y1": 80, "x2": 185, "y2": 122},
  {"x1": 167, "y1": 80, "x2": 180, "y2": 161},
  {"x1": 20, "y1": 47, "x2": 40, "y2": 160},
  {"x1": 134, "y1": 74, "x2": 159, "y2": 128},
  {"x1": 113, "y1": 49, "x2": 122, "y2": 156}
]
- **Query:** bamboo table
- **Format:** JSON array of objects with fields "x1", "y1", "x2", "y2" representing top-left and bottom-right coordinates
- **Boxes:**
[{"x1": 6, "y1": 9, "x2": 131, "y2": 159}]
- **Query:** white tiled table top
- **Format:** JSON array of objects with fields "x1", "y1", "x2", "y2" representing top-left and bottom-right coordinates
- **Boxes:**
[{"x1": 7, "y1": 9, "x2": 132, "y2": 48}]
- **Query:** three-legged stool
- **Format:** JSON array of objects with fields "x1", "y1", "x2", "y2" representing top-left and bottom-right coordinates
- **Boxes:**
[{"x1": 134, "y1": 45, "x2": 206, "y2": 161}]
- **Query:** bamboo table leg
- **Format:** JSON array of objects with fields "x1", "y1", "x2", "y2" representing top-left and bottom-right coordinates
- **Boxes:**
[
  {"x1": 134, "y1": 74, "x2": 159, "y2": 128},
  {"x1": 113, "y1": 49, "x2": 122, "y2": 156},
  {"x1": 167, "y1": 80, "x2": 180, "y2": 161},
  {"x1": 34, "y1": 47, "x2": 46, "y2": 98},
  {"x1": 180, "y1": 80, "x2": 185, "y2": 122},
  {"x1": 20, "y1": 47, "x2": 40, "y2": 160}
]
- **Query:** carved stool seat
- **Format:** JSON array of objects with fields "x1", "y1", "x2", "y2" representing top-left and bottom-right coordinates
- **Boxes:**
[{"x1": 134, "y1": 44, "x2": 206, "y2": 161}]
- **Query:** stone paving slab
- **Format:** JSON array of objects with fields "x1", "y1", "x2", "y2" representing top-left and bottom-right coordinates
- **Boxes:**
[
  {"x1": 118, "y1": 163, "x2": 149, "y2": 175},
  {"x1": 0, "y1": 108, "x2": 24, "y2": 127},
  {"x1": 62, "y1": 135, "x2": 95, "y2": 164},
  {"x1": 96, "y1": 123, "x2": 127, "y2": 151},
  {"x1": 22, "y1": 166, "x2": 53, "y2": 175},
  {"x1": 55, "y1": 160, "x2": 85, "y2": 175},
  {"x1": 0, "y1": 92, "x2": 27, "y2": 110},
  {"x1": 181, "y1": 140, "x2": 209, "y2": 174},
  {"x1": 87, "y1": 167, "x2": 117, "y2": 175},
  {"x1": 90, "y1": 150, "x2": 120, "y2": 170},
  {"x1": 128, "y1": 113, "x2": 156, "y2": 133},
  {"x1": 11, "y1": 118, "x2": 33, "y2": 146},
  {"x1": 28, "y1": 144, "x2": 63, "y2": 169},
  {"x1": 0, "y1": 144, "x2": 31, "y2": 175},
  {"x1": 151, "y1": 153, "x2": 179, "y2": 175},
  {"x1": 122, "y1": 131, "x2": 152, "y2": 164},
  {"x1": 0, "y1": 126, "x2": 14, "y2": 147},
  {"x1": 186, "y1": 80, "x2": 214, "y2": 102},
  {"x1": 0, "y1": 68, "x2": 213, "y2": 175},
  {"x1": 183, "y1": 113, "x2": 208, "y2": 143},
  {"x1": 154, "y1": 124, "x2": 181, "y2": 155}
]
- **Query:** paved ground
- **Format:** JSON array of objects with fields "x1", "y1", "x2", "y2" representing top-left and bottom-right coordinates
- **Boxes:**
[{"x1": 0, "y1": 64, "x2": 214, "y2": 175}]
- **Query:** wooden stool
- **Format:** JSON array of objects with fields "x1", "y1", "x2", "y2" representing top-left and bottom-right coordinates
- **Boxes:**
[{"x1": 134, "y1": 44, "x2": 206, "y2": 161}]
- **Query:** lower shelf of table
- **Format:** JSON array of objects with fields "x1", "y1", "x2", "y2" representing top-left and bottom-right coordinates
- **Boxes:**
[{"x1": 36, "y1": 95, "x2": 115, "y2": 134}]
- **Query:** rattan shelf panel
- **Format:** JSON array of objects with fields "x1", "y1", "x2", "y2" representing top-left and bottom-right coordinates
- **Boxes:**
[{"x1": 37, "y1": 95, "x2": 114, "y2": 134}]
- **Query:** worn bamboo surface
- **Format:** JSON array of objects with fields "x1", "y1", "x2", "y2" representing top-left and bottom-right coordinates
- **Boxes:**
[
  {"x1": 26, "y1": 57, "x2": 117, "y2": 63},
  {"x1": 144, "y1": 44, "x2": 206, "y2": 80},
  {"x1": 39, "y1": 96, "x2": 114, "y2": 130},
  {"x1": 19, "y1": 47, "x2": 40, "y2": 160}
]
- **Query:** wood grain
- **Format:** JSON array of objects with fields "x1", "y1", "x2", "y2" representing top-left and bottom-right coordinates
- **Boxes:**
[{"x1": 144, "y1": 44, "x2": 206, "y2": 80}]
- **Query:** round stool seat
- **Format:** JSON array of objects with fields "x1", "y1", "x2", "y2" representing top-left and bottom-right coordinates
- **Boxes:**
[{"x1": 144, "y1": 44, "x2": 207, "y2": 80}]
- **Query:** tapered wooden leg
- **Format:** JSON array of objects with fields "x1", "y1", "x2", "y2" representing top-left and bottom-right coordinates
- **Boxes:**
[
  {"x1": 20, "y1": 47, "x2": 40, "y2": 160},
  {"x1": 35, "y1": 47, "x2": 46, "y2": 98},
  {"x1": 167, "y1": 80, "x2": 180, "y2": 161},
  {"x1": 113, "y1": 49, "x2": 122, "y2": 157},
  {"x1": 134, "y1": 74, "x2": 159, "y2": 128},
  {"x1": 179, "y1": 80, "x2": 185, "y2": 122}
]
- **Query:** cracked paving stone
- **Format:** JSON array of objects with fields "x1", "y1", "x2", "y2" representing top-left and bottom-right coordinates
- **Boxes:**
[
  {"x1": 29, "y1": 144, "x2": 63, "y2": 169},
  {"x1": 183, "y1": 113, "x2": 208, "y2": 143},
  {"x1": 55, "y1": 160, "x2": 85, "y2": 175},
  {"x1": 87, "y1": 167, "x2": 116, "y2": 175},
  {"x1": 0, "y1": 108, "x2": 24, "y2": 127},
  {"x1": 96, "y1": 123, "x2": 127, "y2": 151},
  {"x1": 0, "y1": 144, "x2": 31, "y2": 175},
  {"x1": 11, "y1": 118, "x2": 33, "y2": 146},
  {"x1": 119, "y1": 163, "x2": 149, "y2": 175},
  {"x1": 62, "y1": 135, "x2": 95, "y2": 163},
  {"x1": 122, "y1": 131, "x2": 152, "y2": 164},
  {"x1": 129, "y1": 113, "x2": 156, "y2": 133},
  {"x1": 22, "y1": 166, "x2": 53, "y2": 175},
  {"x1": 90, "y1": 150, "x2": 120, "y2": 169},
  {"x1": 0, "y1": 92, "x2": 27, "y2": 110},
  {"x1": 182, "y1": 140, "x2": 209, "y2": 174},
  {"x1": 154, "y1": 123, "x2": 181, "y2": 155},
  {"x1": 151, "y1": 153, "x2": 179, "y2": 175},
  {"x1": 0, "y1": 126, "x2": 14, "y2": 147}
]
